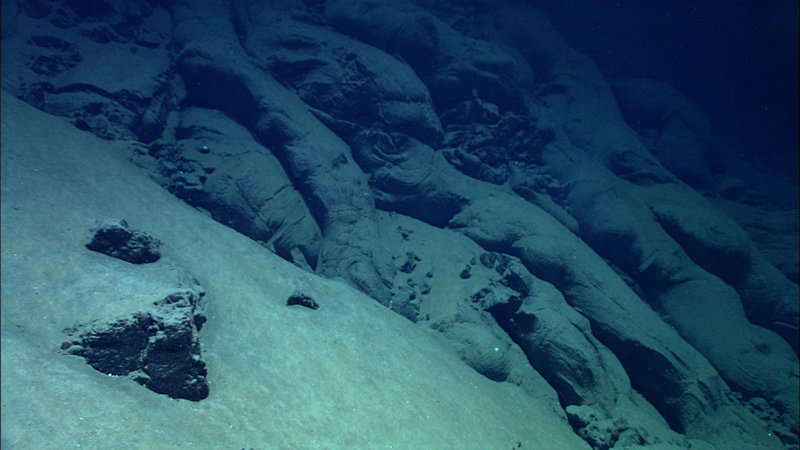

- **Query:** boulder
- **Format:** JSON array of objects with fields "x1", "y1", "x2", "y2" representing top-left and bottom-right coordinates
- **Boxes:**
[{"x1": 62, "y1": 288, "x2": 209, "y2": 401}]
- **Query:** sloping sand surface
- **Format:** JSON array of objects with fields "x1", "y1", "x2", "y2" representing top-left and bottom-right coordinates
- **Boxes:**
[{"x1": 1, "y1": 93, "x2": 588, "y2": 448}]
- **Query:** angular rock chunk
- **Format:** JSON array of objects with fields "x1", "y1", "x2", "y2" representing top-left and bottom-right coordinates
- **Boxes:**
[
  {"x1": 85, "y1": 219, "x2": 161, "y2": 264},
  {"x1": 62, "y1": 288, "x2": 209, "y2": 401},
  {"x1": 287, "y1": 291, "x2": 320, "y2": 310}
]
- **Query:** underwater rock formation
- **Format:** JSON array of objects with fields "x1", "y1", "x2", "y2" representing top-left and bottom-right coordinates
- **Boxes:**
[{"x1": 1, "y1": 0, "x2": 796, "y2": 448}]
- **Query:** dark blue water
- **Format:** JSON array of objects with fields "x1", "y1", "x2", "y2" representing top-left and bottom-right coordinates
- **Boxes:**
[{"x1": 531, "y1": 0, "x2": 799, "y2": 199}]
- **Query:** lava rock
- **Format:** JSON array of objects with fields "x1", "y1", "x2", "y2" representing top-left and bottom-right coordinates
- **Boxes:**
[
  {"x1": 86, "y1": 219, "x2": 161, "y2": 264},
  {"x1": 287, "y1": 291, "x2": 320, "y2": 310},
  {"x1": 398, "y1": 252, "x2": 419, "y2": 273},
  {"x1": 62, "y1": 289, "x2": 209, "y2": 401},
  {"x1": 390, "y1": 285, "x2": 419, "y2": 322}
]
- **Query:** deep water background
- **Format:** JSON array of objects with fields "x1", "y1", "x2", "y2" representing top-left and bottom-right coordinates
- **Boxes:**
[{"x1": 530, "y1": 0, "x2": 799, "y2": 196}]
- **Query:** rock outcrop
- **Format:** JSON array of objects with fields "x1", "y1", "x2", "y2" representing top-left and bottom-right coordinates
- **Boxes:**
[{"x1": 1, "y1": 0, "x2": 796, "y2": 447}]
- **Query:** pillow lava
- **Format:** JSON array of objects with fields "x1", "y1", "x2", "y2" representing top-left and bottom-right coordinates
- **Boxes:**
[{"x1": 1, "y1": 0, "x2": 796, "y2": 448}]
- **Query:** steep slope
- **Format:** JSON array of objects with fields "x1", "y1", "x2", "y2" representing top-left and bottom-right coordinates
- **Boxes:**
[{"x1": 0, "y1": 93, "x2": 588, "y2": 449}]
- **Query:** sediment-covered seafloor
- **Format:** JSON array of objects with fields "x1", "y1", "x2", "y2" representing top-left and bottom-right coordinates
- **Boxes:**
[{"x1": 2, "y1": 1, "x2": 797, "y2": 448}]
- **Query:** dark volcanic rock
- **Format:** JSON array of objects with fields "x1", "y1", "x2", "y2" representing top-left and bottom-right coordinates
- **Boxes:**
[
  {"x1": 450, "y1": 194, "x2": 733, "y2": 434},
  {"x1": 86, "y1": 219, "x2": 161, "y2": 264},
  {"x1": 433, "y1": 319, "x2": 511, "y2": 382},
  {"x1": 62, "y1": 288, "x2": 209, "y2": 401},
  {"x1": 171, "y1": 3, "x2": 396, "y2": 304},
  {"x1": 324, "y1": 0, "x2": 523, "y2": 114},
  {"x1": 3, "y1": 0, "x2": 797, "y2": 448},
  {"x1": 147, "y1": 107, "x2": 323, "y2": 269},
  {"x1": 287, "y1": 291, "x2": 320, "y2": 310},
  {"x1": 390, "y1": 285, "x2": 420, "y2": 322},
  {"x1": 1, "y1": 0, "x2": 172, "y2": 140},
  {"x1": 397, "y1": 252, "x2": 419, "y2": 274},
  {"x1": 471, "y1": 252, "x2": 687, "y2": 448}
]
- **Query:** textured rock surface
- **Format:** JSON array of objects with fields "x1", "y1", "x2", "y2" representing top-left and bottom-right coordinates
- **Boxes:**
[
  {"x1": 62, "y1": 288, "x2": 209, "y2": 401},
  {"x1": 85, "y1": 219, "x2": 162, "y2": 264},
  {"x1": 1, "y1": 0, "x2": 796, "y2": 448},
  {"x1": 3, "y1": 92, "x2": 592, "y2": 449}
]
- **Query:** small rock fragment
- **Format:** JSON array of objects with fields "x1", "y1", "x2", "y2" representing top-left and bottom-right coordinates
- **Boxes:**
[{"x1": 287, "y1": 291, "x2": 319, "y2": 310}]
